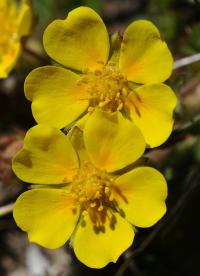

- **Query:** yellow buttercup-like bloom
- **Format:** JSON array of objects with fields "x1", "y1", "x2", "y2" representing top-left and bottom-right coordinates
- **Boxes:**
[
  {"x1": 13, "y1": 111, "x2": 167, "y2": 268},
  {"x1": 25, "y1": 6, "x2": 176, "y2": 148},
  {"x1": 0, "y1": 0, "x2": 32, "y2": 78}
]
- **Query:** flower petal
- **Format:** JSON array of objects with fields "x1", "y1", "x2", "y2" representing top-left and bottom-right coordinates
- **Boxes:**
[
  {"x1": 43, "y1": 7, "x2": 110, "y2": 71},
  {"x1": 119, "y1": 20, "x2": 173, "y2": 83},
  {"x1": 114, "y1": 167, "x2": 167, "y2": 227},
  {"x1": 17, "y1": 1, "x2": 32, "y2": 37},
  {"x1": 25, "y1": 66, "x2": 89, "y2": 128},
  {"x1": 13, "y1": 188, "x2": 80, "y2": 249},
  {"x1": 84, "y1": 110, "x2": 145, "y2": 172},
  {"x1": 126, "y1": 84, "x2": 177, "y2": 147},
  {"x1": 13, "y1": 125, "x2": 79, "y2": 184},
  {"x1": 73, "y1": 210, "x2": 134, "y2": 268},
  {"x1": 0, "y1": 42, "x2": 21, "y2": 79}
]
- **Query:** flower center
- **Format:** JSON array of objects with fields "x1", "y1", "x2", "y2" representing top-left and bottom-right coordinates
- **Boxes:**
[
  {"x1": 77, "y1": 63, "x2": 131, "y2": 112},
  {"x1": 71, "y1": 162, "x2": 114, "y2": 213},
  {"x1": 0, "y1": 2, "x2": 18, "y2": 58}
]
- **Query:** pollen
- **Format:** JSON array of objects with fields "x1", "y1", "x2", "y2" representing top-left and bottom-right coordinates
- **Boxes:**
[
  {"x1": 71, "y1": 162, "x2": 114, "y2": 212},
  {"x1": 77, "y1": 63, "x2": 132, "y2": 112}
]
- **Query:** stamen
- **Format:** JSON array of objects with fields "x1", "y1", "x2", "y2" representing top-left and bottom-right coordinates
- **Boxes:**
[
  {"x1": 98, "y1": 205, "x2": 104, "y2": 211},
  {"x1": 122, "y1": 88, "x2": 128, "y2": 97},
  {"x1": 90, "y1": 202, "x2": 96, "y2": 208},
  {"x1": 116, "y1": 92, "x2": 120, "y2": 98},
  {"x1": 80, "y1": 196, "x2": 87, "y2": 202},
  {"x1": 104, "y1": 187, "x2": 110, "y2": 196},
  {"x1": 71, "y1": 162, "x2": 115, "y2": 214},
  {"x1": 95, "y1": 191, "x2": 101, "y2": 199},
  {"x1": 98, "y1": 99, "x2": 110, "y2": 107},
  {"x1": 88, "y1": 106, "x2": 94, "y2": 112},
  {"x1": 82, "y1": 210, "x2": 88, "y2": 217},
  {"x1": 117, "y1": 102, "x2": 123, "y2": 111},
  {"x1": 109, "y1": 193, "x2": 114, "y2": 201},
  {"x1": 80, "y1": 64, "x2": 131, "y2": 113}
]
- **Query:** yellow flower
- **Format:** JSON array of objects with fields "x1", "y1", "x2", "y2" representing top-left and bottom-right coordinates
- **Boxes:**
[
  {"x1": 0, "y1": 0, "x2": 32, "y2": 78},
  {"x1": 13, "y1": 111, "x2": 167, "y2": 268},
  {"x1": 25, "y1": 6, "x2": 176, "y2": 148}
]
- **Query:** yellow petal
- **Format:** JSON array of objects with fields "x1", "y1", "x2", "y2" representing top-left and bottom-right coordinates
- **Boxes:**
[
  {"x1": 25, "y1": 66, "x2": 89, "y2": 128},
  {"x1": 73, "y1": 210, "x2": 134, "y2": 268},
  {"x1": 126, "y1": 84, "x2": 177, "y2": 147},
  {"x1": 13, "y1": 125, "x2": 79, "y2": 184},
  {"x1": 13, "y1": 188, "x2": 80, "y2": 249},
  {"x1": 17, "y1": 2, "x2": 32, "y2": 37},
  {"x1": 114, "y1": 167, "x2": 167, "y2": 227},
  {"x1": 84, "y1": 110, "x2": 145, "y2": 172},
  {"x1": 43, "y1": 7, "x2": 110, "y2": 71},
  {"x1": 119, "y1": 20, "x2": 173, "y2": 83},
  {"x1": 0, "y1": 1, "x2": 6, "y2": 8},
  {"x1": 0, "y1": 42, "x2": 21, "y2": 79}
]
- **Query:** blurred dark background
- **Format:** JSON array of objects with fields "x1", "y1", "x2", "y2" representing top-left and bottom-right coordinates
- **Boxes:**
[{"x1": 0, "y1": 0, "x2": 200, "y2": 275}]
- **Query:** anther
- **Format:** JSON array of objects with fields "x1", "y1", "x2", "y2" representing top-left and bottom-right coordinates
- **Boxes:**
[
  {"x1": 82, "y1": 210, "x2": 88, "y2": 217},
  {"x1": 116, "y1": 92, "x2": 120, "y2": 98},
  {"x1": 80, "y1": 197, "x2": 86, "y2": 202},
  {"x1": 105, "y1": 187, "x2": 110, "y2": 196},
  {"x1": 117, "y1": 102, "x2": 123, "y2": 111},
  {"x1": 122, "y1": 88, "x2": 128, "y2": 97},
  {"x1": 90, "y1": 202, "x2": 96, "y2": 208},
  {"x1": 88, "y1": 106, "x2": 95, "y2": 112},
  {"x1": 109, "y1": 193, "x2": 114, "y2": 201},
  {"x1": 72, "y1": 194, "x2": 78, "y2": 200},
  {"x1": 100, "y1": 93, "x2": 105, "y2": 101},
  {"x1": 99, "y1": 99, "x2": 110, "y2": 108},
  {"x1": 95, "y1": 191, "x2": 101, "y2": 199},
  {"x1": 98, "y1": 205, "x2": 104, "y2": 211}
]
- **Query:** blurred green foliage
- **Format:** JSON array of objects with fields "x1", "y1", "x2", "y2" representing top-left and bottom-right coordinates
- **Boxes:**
[{"x1": 32, "y1": 0, "x2": 54, "y2": 26}]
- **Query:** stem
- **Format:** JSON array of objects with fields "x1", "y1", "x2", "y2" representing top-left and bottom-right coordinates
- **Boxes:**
[
  {"x1": 173, "y1": 53, "x2": 200, "y2": 70},
  {"x1": 0, "y1": 202, "x2": 14, "y2": 217},
  {"x1": 23, "y1": 45, "x2": 49, "y2": 64}
]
